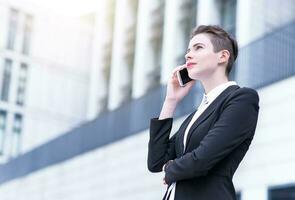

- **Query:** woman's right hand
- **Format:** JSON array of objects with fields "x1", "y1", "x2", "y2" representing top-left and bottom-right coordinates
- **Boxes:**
[
  {"x1": 159, "y1": 65, "x2": 196, "y2": 119},
  {"x1": 165, "y1": 65, "x2": 196, "y2": 103}
]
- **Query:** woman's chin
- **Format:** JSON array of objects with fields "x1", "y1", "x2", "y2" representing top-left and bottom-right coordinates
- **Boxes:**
[
  {"x1": 188, "y1": 71, "x2": 202, "y2": 80},
  {"x1": 189, "y1": 68, "x2": 214, "y2": 80}
]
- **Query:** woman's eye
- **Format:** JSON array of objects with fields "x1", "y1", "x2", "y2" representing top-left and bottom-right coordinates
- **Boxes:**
[{"x1": 195, "y1": 46, "x2": 202, "y2": 50}]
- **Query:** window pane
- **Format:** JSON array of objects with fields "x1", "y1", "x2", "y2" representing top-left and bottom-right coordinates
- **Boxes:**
[
  {"x1": 11, "y1": 114, "x2": 23, "y2": 157},
  {"x1": 236, "y1": 191, "x2": 241, "y2": 200},
  {"x1": 1, "y1": 59, "x2": 13, "y2": 102},
  {"x1": 176, "y1": 0, "x2": 197, "y2": 65},
  {"x1": 147, "y1": 0, "x2": 165, "y2": 91},
  {"x1": 0, "y1": 111, "x2": 7, "y2": 155},
  {"x1": 6, "y1": 8, "x2": 19, "y2": 50},
  {"x1": 220, "y1": 0, "x2": 237, "y2": 36},
  {"x1": 269, "y1": 185, "x2": 295, "y2": 200},
  {"x1": 220, "y1": 0, "x2": 237, "y2": 80},
  {"x1": 22, "y1": 14, "x2": 33, "y2": 55},
  {"x1": 16, "y1": 63, "x2": 28, "y2": 106}
]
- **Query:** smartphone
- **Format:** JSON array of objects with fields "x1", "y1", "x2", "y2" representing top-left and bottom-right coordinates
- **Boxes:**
[{"x1": 176, "y1": 68, "x2": 193, "y2": 87}]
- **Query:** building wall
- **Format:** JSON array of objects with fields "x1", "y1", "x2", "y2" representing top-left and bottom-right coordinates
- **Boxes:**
[
  {"x1": 22, "y1": 13, "x2": 93, "y2": 151},
  {"x1": 236, "y1": 0, "x2": 295, "y2": 47},
  {"x1": 233, "y1": 76, "x2": 295, "y2": 199},
  {"x1": 87, "y1": 0, "x2": 115, "y2": 120},
  {"x1": 0, "y1": 76, "x2": 294, "y2": 200},
  {"x1": 0, "y1": 0, "x2": 93, "y2": 161}
]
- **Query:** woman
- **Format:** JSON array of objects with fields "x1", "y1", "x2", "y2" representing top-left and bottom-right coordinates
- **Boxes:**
[{"x1": 147, "y1": 25, "x2": 260, "y2": 200}]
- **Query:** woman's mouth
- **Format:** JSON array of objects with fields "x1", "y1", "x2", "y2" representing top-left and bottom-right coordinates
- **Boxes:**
[{"x1": 186, "y1": 62, "x2": 196, "y2": 69}]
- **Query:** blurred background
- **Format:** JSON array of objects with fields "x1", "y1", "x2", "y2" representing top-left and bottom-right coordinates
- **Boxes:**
[{"x1": 0, "y1": 0, "x2": 294, "y2": 199}]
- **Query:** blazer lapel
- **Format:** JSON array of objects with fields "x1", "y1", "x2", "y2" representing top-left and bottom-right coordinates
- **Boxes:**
[{"x1": 184, "y1": 85, "x2": 240, "y2": 153}]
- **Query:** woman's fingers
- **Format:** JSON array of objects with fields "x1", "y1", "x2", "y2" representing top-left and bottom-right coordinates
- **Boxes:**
[
  {"x1": 174, "y1": 64, "x2": 186, "y2": 72},
  {"x1": 187, "y1": 79, "x2": 196, "y2": 87},
  {"x1": 170, "y1": 65, "x2": 186, "y2": 84},
  {"x1": 163, "y1": 178, "x2": 167, "y2": 185},
  {"x1": 172, "y1": 64, "x2": 186, "y2": 76}
]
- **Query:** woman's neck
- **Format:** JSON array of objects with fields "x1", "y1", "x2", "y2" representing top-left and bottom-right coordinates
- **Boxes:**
[{"x1": 200, "y1": 74, "x2": 229, "y2": 94}]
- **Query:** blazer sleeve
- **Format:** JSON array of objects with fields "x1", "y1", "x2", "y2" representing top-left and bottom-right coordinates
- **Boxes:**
[
  {"x1": 164, "y1": 88, "x2": 260, "y2": 184},
  {"x1": 147, "y1": 117, "x2": 177, "y2": 173}
]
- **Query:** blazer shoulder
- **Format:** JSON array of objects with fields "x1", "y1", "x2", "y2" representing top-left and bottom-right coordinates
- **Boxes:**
[
  {"x1": 240, "y1": 87, "x2": 258, "y2": 94},
  {"x1": 225, "y1": 86, "x2": 260, "y2": 106},
  {"x1": 239, "y1": 87, "x2": 259, "y2": 100}
]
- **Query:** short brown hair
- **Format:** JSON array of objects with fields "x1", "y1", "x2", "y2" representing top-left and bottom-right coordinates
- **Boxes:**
[{"x1": 191, "y1": 25, "x2": 238, "y2": 77}]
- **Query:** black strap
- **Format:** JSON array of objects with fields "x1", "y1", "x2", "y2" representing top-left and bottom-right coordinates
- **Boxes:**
[
  {"x1": 162, "y1": 186, "x2": 172, "y2": 200},
  {"x1": 162, "y1": 186, "x2": 169, "y2": 200}
]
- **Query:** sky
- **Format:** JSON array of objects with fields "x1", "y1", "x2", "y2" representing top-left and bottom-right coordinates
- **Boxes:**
[{"x1": 24, "y1": 0, "x2": 98, "y2": 17}]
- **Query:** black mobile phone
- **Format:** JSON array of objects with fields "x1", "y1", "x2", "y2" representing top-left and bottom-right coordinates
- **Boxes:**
[{"x1": 176, "y1": 68, "x2": 193, "y2": 87}]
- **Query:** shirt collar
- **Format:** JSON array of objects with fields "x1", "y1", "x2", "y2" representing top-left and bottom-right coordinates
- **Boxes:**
[{"x1": 201, "y1": 81, "x2": 237, "y2": 105}]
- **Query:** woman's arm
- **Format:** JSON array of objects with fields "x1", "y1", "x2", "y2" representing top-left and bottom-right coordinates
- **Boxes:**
[
  {"x1": 159, "y1": 99, "x2": 178, "y2": 120},
  {"x1": 148, "y1": 65, "x2": 196, "y2": 172},
  {"x1": 147, "y1": 117, "x2": 177, "y2": 172}
]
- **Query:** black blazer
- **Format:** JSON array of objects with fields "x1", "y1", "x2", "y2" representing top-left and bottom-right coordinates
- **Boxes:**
[{"x1": 148, "y1": 85, "x2": 259, "y2": 200}]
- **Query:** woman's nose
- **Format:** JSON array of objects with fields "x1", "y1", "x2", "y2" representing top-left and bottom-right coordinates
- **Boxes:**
[{"x1": 185, "y1": 51, "x2": 192, "y2": 61}]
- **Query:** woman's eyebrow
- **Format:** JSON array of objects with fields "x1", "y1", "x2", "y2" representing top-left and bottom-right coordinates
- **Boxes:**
[{"x1": 187, "y1": 43, "x2": 205, "y2": 53}]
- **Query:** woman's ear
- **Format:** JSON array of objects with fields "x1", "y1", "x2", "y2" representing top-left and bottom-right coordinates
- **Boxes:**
[{"x1": 218, "y1": 50, "x2": 230, "y2": 65}]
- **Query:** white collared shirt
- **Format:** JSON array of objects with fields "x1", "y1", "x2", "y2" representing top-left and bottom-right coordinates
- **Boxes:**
[{"x1": 166, "y1": 81, "x2": 237, "y2": 200}]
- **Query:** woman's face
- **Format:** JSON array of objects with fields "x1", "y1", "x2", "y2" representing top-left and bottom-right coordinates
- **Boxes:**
[{"x1": 185, "y1": 33, "x2": 220, "y2": 80}]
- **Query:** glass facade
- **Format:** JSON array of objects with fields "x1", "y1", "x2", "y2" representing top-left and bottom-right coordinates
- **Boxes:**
[
  {"x1": 236, "y1": 21, "x2": 295, "y2": 88},
  {"x1": 1, "y1": 8, "x2": 32, "y2": 160}
]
